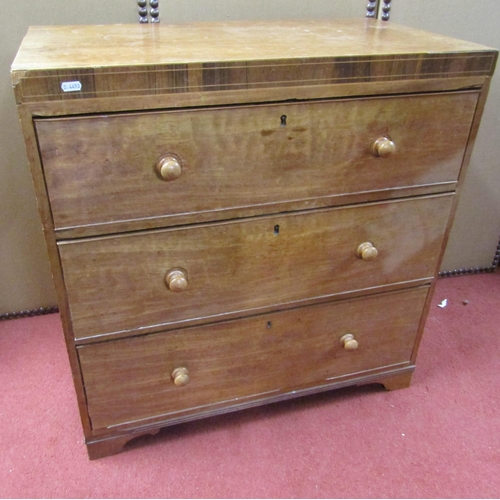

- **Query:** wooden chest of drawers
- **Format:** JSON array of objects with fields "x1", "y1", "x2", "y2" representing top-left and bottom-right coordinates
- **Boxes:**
[{"x1": 12, "y1": 19, "x2": 497, "y2": 459}]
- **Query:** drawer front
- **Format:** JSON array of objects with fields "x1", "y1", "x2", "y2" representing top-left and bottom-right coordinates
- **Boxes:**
[
  {"x1": 78, "y1": 286, "x2": 428, "y2": 430},
  {"x1": 60, "y1": 194, "x2": 452, "y2": 340},
  {"x1": 36, "y1": 92, "x2": 477, "y2": 233}
]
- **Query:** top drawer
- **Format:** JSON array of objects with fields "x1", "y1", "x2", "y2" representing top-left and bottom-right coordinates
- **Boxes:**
[{"x1": 35, "y1": 92, "x2": 477, "y2": 236}]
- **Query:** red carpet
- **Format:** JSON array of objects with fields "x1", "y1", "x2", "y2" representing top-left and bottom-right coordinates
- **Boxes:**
[{"x1": 1, "y1": 273, "x2": 499, "y2": 498}]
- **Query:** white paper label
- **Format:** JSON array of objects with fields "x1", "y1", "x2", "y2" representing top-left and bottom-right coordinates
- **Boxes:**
[{"x1": 61, "y1": 81, "x2": 82, "y2": 92}]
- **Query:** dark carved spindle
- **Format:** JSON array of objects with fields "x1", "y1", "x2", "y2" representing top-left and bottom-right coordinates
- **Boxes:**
[
  {"x1": 366, "y1": 1, "x2": 378, "y2": 19},
  {"x1": 150, "y1": 0, "x2": 160, "y2": 23},
  {"x1": 138, "y1": 0, "x2": 148, "y2": 23},
  {"x1": 381, "y1": 0, "x2": 392, "y2": 21},
  {"x1": 138, "y1": 0, "x2": 160, "y2": 23}
]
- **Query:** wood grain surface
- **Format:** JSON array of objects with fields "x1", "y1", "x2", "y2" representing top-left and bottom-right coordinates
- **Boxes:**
[
  {"x1": 36, "y1": 92, "x2": 477, "y2": 236},
  {"x1": 12, "y1": 19, "x2": 497, "y2": 458},
  {"x1": 59, "y1": 194, "x2": 453, "y2": 341},
  {"x1": 12, "y1": 20, "x2": 497, "y2": 103},
  {"x1": 78, "y1": 286, "x2": 428, "y2": 430}
]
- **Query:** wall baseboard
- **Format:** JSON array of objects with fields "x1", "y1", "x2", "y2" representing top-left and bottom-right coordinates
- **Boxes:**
[
  {"x1": 0, "y1": 306, "x2": 59, "y2": 321},
  {"x1": 440, "y1": 235, "x2": 500, "y2": 278},
  {"x1": 438, "y1": 266, "x2": 496, "y2": 278}
]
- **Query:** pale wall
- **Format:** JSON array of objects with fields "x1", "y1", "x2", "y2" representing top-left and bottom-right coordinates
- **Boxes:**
[
  {"x1": 391, "y1": 0, "x2": 500, "y2": 271},
  {"x1": 0, "y1": 2, "x2": 136, "y2": 314},
  {"x1": 1, "y1": 0, "x2": 498, "y2": 313},
  {"x1": 0, "y1": 0, "x2": 364, "y2": 314}
]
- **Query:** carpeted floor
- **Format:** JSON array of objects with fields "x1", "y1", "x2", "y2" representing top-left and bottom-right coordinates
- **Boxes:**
[{"x1": 1, "y1": 273, "x2": 499, "y2": 498}]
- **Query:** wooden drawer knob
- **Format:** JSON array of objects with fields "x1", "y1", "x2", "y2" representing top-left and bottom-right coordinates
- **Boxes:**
[
  {"x1": 171, "y1": 367, "x2": 190, "y2": 386},
  {"x1": 356, "y1": 241, "x2": 378, "y2": 261},
  {"x1": 156, "y1": 155, "x2": 182, "y2": 181},
  {"x1": 165, "y1": 268, "x2": 188, "y2": 292},
  {"x1": 371, "y1": 137, "x2": 396, "y2": 158},
  {"x1": 340, "y1": 334, "x2": 359, "y2": 351}
]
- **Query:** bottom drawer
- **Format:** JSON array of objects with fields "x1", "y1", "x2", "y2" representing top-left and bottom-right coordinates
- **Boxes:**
[{"x1": 79, "y1": 286, "x2": 429, "y2": 430}]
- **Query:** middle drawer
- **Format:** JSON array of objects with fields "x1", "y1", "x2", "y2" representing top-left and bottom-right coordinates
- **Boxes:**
[{"x1": 59, "y1": 194, "x2": 453, "y2": 341}]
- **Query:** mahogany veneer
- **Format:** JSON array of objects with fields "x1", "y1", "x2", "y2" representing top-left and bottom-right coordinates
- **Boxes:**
[{"x1": 12, "y1": 19, "x2": 497, "y2": 459}]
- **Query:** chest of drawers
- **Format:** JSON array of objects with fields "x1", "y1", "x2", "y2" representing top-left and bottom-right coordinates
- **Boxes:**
[{"x1": 12, "y1": 19, "x2": 497, "y2": 459}]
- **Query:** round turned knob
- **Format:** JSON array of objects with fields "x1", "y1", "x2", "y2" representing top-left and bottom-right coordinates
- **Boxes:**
[
  {"x1": 340, "y1": 334, "x2": 359, "y2": 351},
  {"x1": 356, "y1": 241, "x2": 378, "y2": 261},
  {"x1": 171, "y1": 367, "x2": 190, "y2": 386},
  {"x1": 156, "y1": 155, "x2": 182, "y2": 181},
  {"x1": 371, "y1": 137, "x2": 396, "y2": 158},
  {"x1": 165, "y1": 268, "x2": 188, "y2": 292}
]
